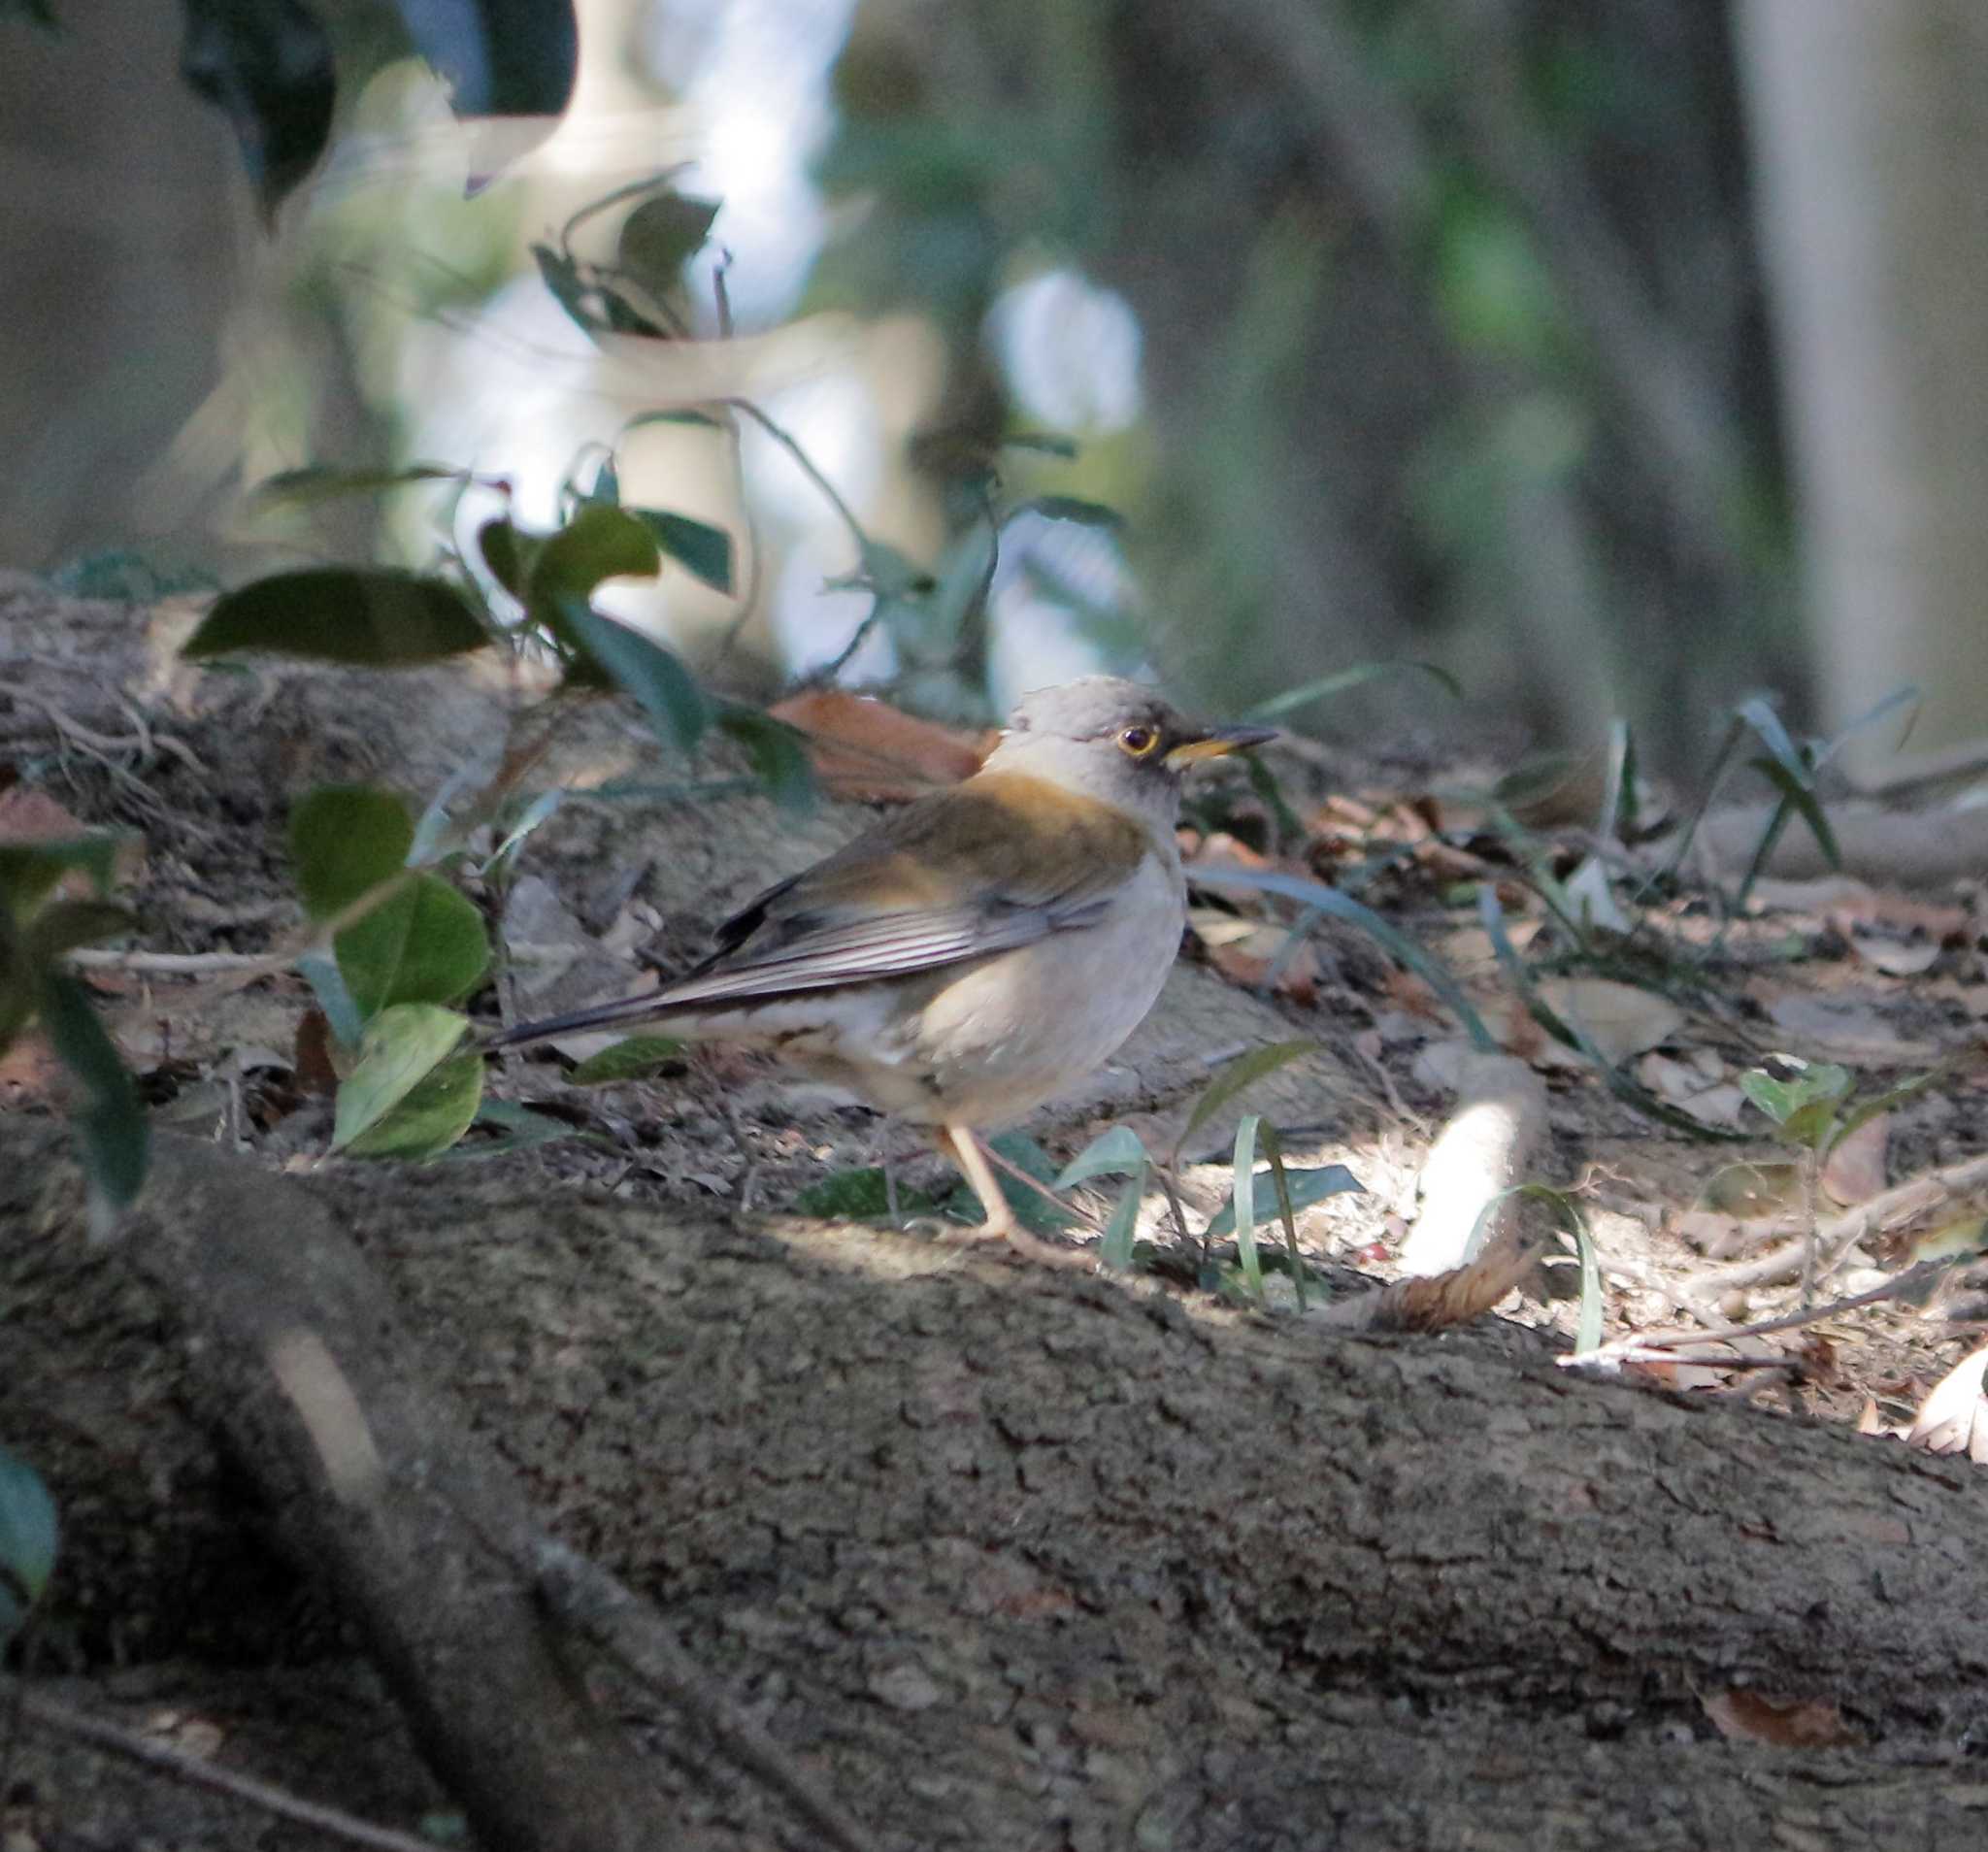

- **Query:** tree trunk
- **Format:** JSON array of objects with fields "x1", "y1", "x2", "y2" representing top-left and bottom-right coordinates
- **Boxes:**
[
  {"x1": 11, "y1": 1118, "x2": 1988, "y2": 1848},
  {"x1": 1736, "y1": 0, "x2": 1988, "y2": 772}
]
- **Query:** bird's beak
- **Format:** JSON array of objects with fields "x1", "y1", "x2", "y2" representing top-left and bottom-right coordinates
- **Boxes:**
[{"x1": 1165, "y1": 722, "x2": 1278, "y2": 768}]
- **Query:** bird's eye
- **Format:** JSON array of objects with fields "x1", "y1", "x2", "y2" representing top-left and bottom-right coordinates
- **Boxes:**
[{"x1": 1117, "y1": 725, "x2": 1159, "y2": 757}]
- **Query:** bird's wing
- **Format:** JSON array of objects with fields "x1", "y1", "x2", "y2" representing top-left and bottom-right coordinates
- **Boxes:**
[
  {"x1": 663, "y1": 770, "x2": 1155, "y2": 1007},
  {"x1": 482, "y1": 773, "x2": 1159, "y2": 1048}
]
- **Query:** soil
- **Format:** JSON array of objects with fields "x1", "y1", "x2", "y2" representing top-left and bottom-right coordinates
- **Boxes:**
[{"x1": 6, "y1": 575, "x2": 1988, "y2": 1849}]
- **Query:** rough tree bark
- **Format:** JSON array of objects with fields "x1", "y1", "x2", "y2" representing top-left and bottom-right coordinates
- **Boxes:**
[{"x1": 10, "y1": 1114, "x2": 1988, "y2": 1849}]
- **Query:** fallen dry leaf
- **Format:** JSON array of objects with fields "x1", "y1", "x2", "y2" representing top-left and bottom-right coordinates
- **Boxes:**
[
  {"x1": 1534, "y1": 978, "x2": 1682, "y2": 1066},
  {"x1": 1821, "y1": 1112, "x2": 1890, "y2": 1207},
  {"x1": 768, "y1": 690, "x2": 989, "y2": 801},
  {"x1": 1702, "y1": 1689, "x2": 1860, "y2": 1750}
]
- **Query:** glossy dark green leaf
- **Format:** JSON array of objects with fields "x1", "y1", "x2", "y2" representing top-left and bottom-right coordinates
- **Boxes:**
[
  {"x1": 344, "y1": 1052, "x2": 483, "y2": 1160},
  {"x1": 628, "y1": 509, "x2": 734, "y2": 592},
  {"x1": 477, "y1": 517, "x2": 530, "y2": 597},
  {"x1": 716, "y1": 706, "x2": 816, "y2": 812},
  {"x1": 39, "y1": 971, "x2": 148, "y2": 1210},
  {"x1": 184, "y1": 569, "x2": 489, "y2": 666},
  {"x1": 555, "y1": 601, "x2": 709, "y2": 753},
  {"x1": 531, "y1": 244, "x2": 598, "y2": 334},
  {"x1": 335, "y1": 873, "x2": 489, "y2": 1019},
  {"x1": 528, "y1": 504, "x2": 661, "y2": 613},
  {"x1": 289, "y1": 785, "x2": 414, "y2": 920},
  {"x1": 442, "y1": 1098, "x2": 587, "y2": 1159},
  {"x1": 391, "y1": 0, "x2": 578, "y2": 119},
  {"x1": 564, "y1": 1035, "x2": 684, "y2": 1085},
  {"x1": 0, "y1": 1444, "x2": 58, "y2": 1646},
  {"x1": 333, "y1": 1004, "x2": 468, "y2": 1148},
  {"x1": 0, "y1": 835, "x2": 122, "y2": 914},
  {"x1": 24, "y1": 900, "x2": 131, "y2": 962},
  {"x1": 178, "y1": 0, "x2": 335, "y2": 220},
  {"x1": 616, "y1": 192, "x2": 720, "y2": 294}
]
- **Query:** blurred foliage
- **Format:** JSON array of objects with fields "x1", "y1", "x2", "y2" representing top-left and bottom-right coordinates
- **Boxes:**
[{"x1": 809, "y1": 0, "x2": 1794, "y2": 760}]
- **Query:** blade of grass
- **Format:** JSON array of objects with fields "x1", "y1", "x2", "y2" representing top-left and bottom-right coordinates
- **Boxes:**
[
  {"x1": 1477, "y1": 887, "x2": 1749, "y2": 1142},
  {"x1": 1192, "y1": 866, "x2": 1495, "y2": 1051},
  {"x1": 1261, "y1": 1123, "x2": 1307, "y2": 1311},
  {"x1": 1099, "y1": 1163, "x2": 1145, "y2": 1272},
  {"x1": 1232, "y1": 1114, "x2": 1266, "y2": 1305}
]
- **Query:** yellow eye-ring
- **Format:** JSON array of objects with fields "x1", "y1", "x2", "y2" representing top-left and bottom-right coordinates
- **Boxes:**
[{"x1": 1117, "y1": 724, "x2": 1160, "y2": 757}]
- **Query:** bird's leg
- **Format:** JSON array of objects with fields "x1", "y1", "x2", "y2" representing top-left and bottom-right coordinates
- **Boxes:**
[{"x1": 941, "y1": 1124, "x2": 1091, "y2": 1269}]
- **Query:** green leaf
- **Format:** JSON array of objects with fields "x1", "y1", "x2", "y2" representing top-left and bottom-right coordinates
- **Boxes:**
[
  {"x1": 289, "y1": 785, "x2": 414, "y2": 920},
  {"x1": 945, "y1": 1133, "x2": 1074, "y2": 1236},
  {"x1": 1176, "y1": 1040, "x2": 1316, "y2": 1157},
  {"x1": 183, "y1": 570, "x2": 490, "y2": 666},
  {"x1": 1190, "y1": 867, "x2": 1496, "y2": 1052},
  {"x1": 335, "y1": 873, "x2": 489, "y2": 1019},
  {"x1": 39, "y1": 971, "x2": 148, "y2": 1210},
  {"x1": 1055, "y1": 1125, "x2": 1152, "y2": 1190},
  {"x1": 529, "y1": 503, "x2": 661, "y2": 609},
  {"x1": 1098, "y1": 1165, "x2": 1145, "y2": 1272},
  {"x1": 616, "y1": 192, "x2": 721, "y2": 294},
  {"x1": 0, "y1": 1444, "x2": 59, "y2": 1645},
  {"x1": 297, "y1": 949, "x2": 364, "y2": 1049},
  {"x1": 1242, "y1": 660, "x2": 1462, "y2": 722},
  {"x1": 440, "y1": 1098, "x2": 585, "y2": 1159},
  {"x1": 333, "y1": 1004, "x2": 468, "y2": 1148},
  {"x1": 0, "y1": 835, "x2": 122, "y2": 914},
  {"x1": 1740, "y1": 1063, "x2": 1852, "y2": 1130},
  {"x1": 254, "y1": 464, "x2": 464, "y2": 505},
  {"x1": 532, "y1": 244, "x2": 600, "y2": 334},
  {"x1": 1203, "y1": 1162, "x2": 1363, "y2": 1240},
  {"x1": 343, "y1": 1053, "x2": 482, "y2": 1160},
  {"x1": 1231, "y1": 1115, "x2": 1266, "y2": 1304},
  {"x1": 1261, "y1": 1125, "x2": 1309, "y2": 1310},
  {"x1": 565, "y1": 1035, "x2": 683, "y2": 1084},
  {"x1": 716, "y1": 707, "x2": 817, "y2": 813},
  {"x1": 478, "y1": 517, "x2": 531, "y2": 597},
  {"x1": 793, "y1": 1167, "x2": 936, "y2": 1219},
  {"x1": 628, "y1": 509, "x2": 735, "y2": 593},
  {"x1": 392, "y1": 0, "x2": 577, "y2": 119},
  {"x1": 555, "y1": 602, "x2": 710, "y2": 753},
  {"x1": 23, "y1": 899, "x2": 130, "y2": 962},
  {"x1": 179, "y1": 0, "x2": 335, "y2": 220}
]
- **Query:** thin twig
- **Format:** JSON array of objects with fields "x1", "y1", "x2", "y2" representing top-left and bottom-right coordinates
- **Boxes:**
[
  {"x1": 977, "y1": 1141, "x2": 1104, "y2": 1233},
  {"x1": 1564, "y1": 1259, "x2": 1957, "y2": 1373},
  {"x1": 1, "y1": 1676, "x2": 439, "y2": 1852}
]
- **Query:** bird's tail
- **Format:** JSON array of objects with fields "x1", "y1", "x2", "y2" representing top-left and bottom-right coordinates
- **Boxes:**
[{"x1": 480, "y1": 988, "x2": 685, "y2": 1051}]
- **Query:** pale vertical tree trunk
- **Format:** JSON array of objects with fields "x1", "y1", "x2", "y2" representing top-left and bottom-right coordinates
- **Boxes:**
[{"x1": 1736, "y1": 0, "x2": 1988, "y2": 770}]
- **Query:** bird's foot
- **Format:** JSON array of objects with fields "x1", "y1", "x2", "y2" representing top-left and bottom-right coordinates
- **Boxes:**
[{"x1": 936, "y1": 1216, "x2": 1094, "y2": 1269}]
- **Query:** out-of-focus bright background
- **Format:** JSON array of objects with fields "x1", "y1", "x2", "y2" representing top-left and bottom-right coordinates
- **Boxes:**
[{"x1": 5, "y1": 0, "x2": 1986, "y2": 768}]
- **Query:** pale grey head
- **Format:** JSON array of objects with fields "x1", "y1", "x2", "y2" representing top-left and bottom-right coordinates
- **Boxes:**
[{"x1": 979, "y1": 676, "x2": 1276, "y2": 828}]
